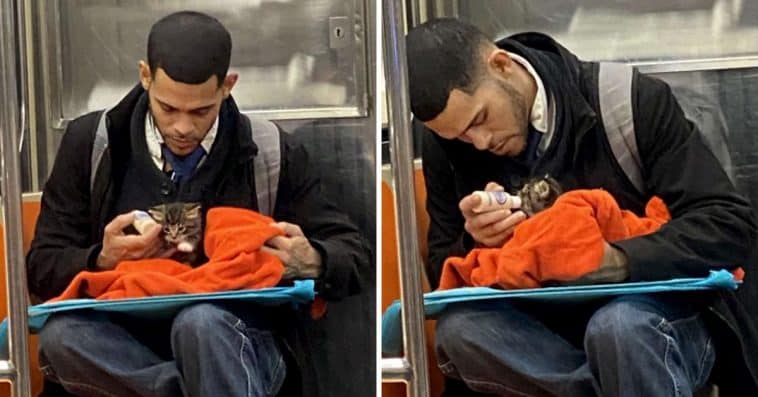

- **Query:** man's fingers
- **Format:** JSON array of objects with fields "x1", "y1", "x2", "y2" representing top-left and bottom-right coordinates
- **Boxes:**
[
  {"x1": 140, "y1": 241, "x2": 163, "y2": 259},
  {"x1": 261, "y1": 246, "x2": 289, "y2": 263},
  {"x1": 104, "y1": 212, "x2": 136, "y2": 235},
  {"x1": 500, "y1": 210, "x2": 527, "y2": 230},
  {"x1": 117, "y1": 231, "x2": 161, "y2": 250},
  {"x1": 459, "y1": 194, "x2": 482, "y2": 215},
  {"x1": 469, "y1": 211, "x2": 527, "y2": 247},
  {"x1": 479, "y1": 234, "x2": 508, "y2": 248},
  {"x1": 466, "y1": 209, "x2": 512, "y2": 231},
  {"x1": 142, "y1": 223, "x2": 162, "y2": 239},
  {"x1": 265, "y1": 235, "x2": 292, "y2": 251},
  {"x1": 157, "y1": 247, "x2": 178, "y2": 259},
  {"x1": 484, "y1": 182, "x2": 505, "y2": 192},
  {"x1": 271, "y1": 222, "x2": 304, "y2": 237}
]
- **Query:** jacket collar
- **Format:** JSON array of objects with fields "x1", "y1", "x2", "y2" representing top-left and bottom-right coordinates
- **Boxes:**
[{"x1": 496, "y1": 33, "x2": 598, "y2": 165}]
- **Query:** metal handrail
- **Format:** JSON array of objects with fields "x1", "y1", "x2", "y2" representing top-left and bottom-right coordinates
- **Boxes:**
[
  {"x1": 380, "y1": 0, "x2": 430, "y2": 396},
  {"x1": 0, "y1": 0, "x2": 32, "y2": 395}
]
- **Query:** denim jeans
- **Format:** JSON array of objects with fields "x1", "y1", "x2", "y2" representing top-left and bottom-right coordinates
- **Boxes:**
[
  {"x1": 435, "y1": 294, "x2": 715, "y2": 397},
  {"x1": 37, "y1": 303, "x2": 286, "y2": 397}
]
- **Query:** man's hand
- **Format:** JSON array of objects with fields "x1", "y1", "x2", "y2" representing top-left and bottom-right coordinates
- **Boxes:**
[
  {"x1": 459, "y1": 182, "x2": 527, "y2": 247},
  {"x1": 570, "y1": 241, "x2": 630, "y2": 284},
  {"x1": 97, "y1": 211, "x2": 168, "y2": 270},
  {"x1": 263, "y1": 222, "x2": 323, "y2": 279}
]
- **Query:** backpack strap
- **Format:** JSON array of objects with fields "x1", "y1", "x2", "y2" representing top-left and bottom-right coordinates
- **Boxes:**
[
  {"x1": 90, "y1": 109, "x2": 110, "y2": 195},
  {"x1": 598, "y1": 62, "x2": 646, "y2": 195},
  {"x1": 246, "y1": 115, "x2": 281, "y2": 217}
]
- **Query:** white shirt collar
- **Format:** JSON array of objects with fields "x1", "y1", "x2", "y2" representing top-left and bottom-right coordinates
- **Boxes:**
[
  {"x1": 145, "y1": 110, "x2": 219, "y2": 170},
  {"x1": 507, "y1": 51, "x2": 549, "y2": 134}
]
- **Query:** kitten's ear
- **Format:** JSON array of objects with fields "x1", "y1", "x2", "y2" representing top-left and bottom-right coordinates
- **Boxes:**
[
  {"x1": 148, "y1": 205, "x2": 164, "y2": 222},
  {"x1": 184, "y1": 203, "x2": 201, "y2": 219}
]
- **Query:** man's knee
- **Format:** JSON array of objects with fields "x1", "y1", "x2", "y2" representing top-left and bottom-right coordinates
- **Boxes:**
[
  {"x1": 38, "y1": 312, "x2": 108, "y2": 361},
  {"x1": 171, "y1": 303, "x2": 236, "y2": 344},
  {"x1": 585, "y1": 299, "x2": 660, "y2": 352},
  {"x1": 436, "y1": 302, "x2": 517, "y2": 359}
]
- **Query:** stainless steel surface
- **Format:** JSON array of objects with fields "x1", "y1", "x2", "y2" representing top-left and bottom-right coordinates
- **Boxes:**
[
  {"x1": 35, "y1": 0, "x2": 64, "y2": 180},
  {"x1": 0, "y1": 359, "x2": 17, "y2": 380},
  {"x1": 407, "y1": 0, "x2": 423, "y2": 26},
  {"x1": 382, "y1": 358, "x2": 412, "y2": 382},
  {"x1": 329, "y1": 15, "x2": 351, "y2": 49},
  {"x1": 633, "y1": 55, "x2": 758, "y2": 73},
  {"x1": 382, "y1": 0, "x2": 431, "y2": 396},
  {"x1": 0, "y1": 0, "x2": 32, "y2": 393},
  {"x1": 15, "y1": 0, "x2": 26, "y2": 155},
  {"x1": 423, "y1": 0, "x2": 758, "y2": 63},
  {"x1": 21, "y1": 0, "x2": 38, "y2": 191},
  {"x1": 22, "y1": 192, "x2": 42, "y2": 201},
  {"x1": 52, "y1": 106, "x2": 366, "y2": 132},
  {"x1": 23, "y1": 0, "x2": 371, "y2": 192},
  {"x1": 42, "y1": 0, "x2": 367, "y2": 121}
]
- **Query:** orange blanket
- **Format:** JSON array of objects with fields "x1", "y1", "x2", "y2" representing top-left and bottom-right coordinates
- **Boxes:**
[
  {"x1": 439, "y1": 189, "x2": 672, "y2": 290},
  {"x1": 51, "y1": 207, "x2": 285, "y2": 301}
]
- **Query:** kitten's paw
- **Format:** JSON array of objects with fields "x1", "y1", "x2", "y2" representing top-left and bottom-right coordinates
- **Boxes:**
[{"x1": 177, "y1": 242, "x2": 195, "y2": 253}]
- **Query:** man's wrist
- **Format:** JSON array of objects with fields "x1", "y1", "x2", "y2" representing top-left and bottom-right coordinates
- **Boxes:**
[{"x1": 96, "y1": 250, "x2": 115, "y2": 270}]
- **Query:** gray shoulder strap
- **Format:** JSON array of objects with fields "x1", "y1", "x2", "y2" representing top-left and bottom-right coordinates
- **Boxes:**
[
  {"x1": 598, "y1": 62, "x2": 646, "y2": 195},
  {"x1": 247, "y1": 115, "x2": 281, "y2": 217},
  {"x1": 90, "y1": 109, "x2": 110, "y2": 194}
]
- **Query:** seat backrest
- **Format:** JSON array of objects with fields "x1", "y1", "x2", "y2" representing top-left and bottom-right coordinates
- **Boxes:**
[
  {"x1": 380, "y1": 167, "x2": 444, "y2": 397},
  {"x1": 0, "y1": 198, "x2": 45, "y2": 396}
]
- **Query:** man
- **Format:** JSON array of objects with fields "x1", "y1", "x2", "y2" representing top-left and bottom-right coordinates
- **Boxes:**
[
  {"x1": 27, "y1": 11, "x2": 368, "y2": 397},
  {"x1": 406, "y1": 18, "x2": 758, "y2": 396}
]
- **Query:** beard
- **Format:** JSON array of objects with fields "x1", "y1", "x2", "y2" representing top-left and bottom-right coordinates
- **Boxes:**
[{"x1": 493, "y1": 78, "x2": 530, "y2": 137}]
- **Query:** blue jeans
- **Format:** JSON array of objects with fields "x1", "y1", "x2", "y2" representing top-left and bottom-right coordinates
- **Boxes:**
[
  {"x1": 37, "y1": 303, "x2": 286, "y2": 397},
  {"x1": 435, "y1": 294, "x2": 715, "y2": 397}
]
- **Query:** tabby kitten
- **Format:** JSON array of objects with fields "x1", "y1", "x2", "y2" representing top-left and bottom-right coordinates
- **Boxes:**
[
  {"x1": 517, "y1": 175, "x2": 563, "y2": 217},
  {"x1": 148, "y1": 202, "x2": 203, "y2": 263}
]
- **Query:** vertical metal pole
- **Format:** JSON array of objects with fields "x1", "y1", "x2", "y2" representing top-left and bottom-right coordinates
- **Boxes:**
[
  {"x1": 0, "y1": 0, "x2": 32, "y2": 395},
  {"x1": 382, "y1": 0, "x2": 430, "y2": 396}
]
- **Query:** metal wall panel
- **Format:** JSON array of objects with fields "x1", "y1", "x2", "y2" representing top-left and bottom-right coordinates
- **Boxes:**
[
  {"x1": 23, "y1": 0, "x2": 371, "y2": 191},
  {"x1": 47, "y1": 0, "x2": 367, "y2": 122},
  {"x1": 430, "y1": 0, "x2": 758, "y2": 63}
]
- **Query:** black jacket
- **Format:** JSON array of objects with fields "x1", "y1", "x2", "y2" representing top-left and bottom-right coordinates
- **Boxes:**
[
  {"x1": 27, "y1": 84, "x2": 370, "y2": 395},
  {"x1": 421, "y1": 32, "x2": 758, "y2": 395}
]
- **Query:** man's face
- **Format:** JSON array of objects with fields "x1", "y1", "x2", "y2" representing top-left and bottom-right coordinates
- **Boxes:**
[
  {"x1": 425, "y1": 73, "x2": 530, "y2": 157},
  {"x1": 140, "y1": 65, "x2": 234, "y2": 156}
]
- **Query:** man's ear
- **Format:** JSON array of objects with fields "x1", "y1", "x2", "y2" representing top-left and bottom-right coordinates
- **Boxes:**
[
  {"x1": 222, "y1": 73, "x2": 238, "y2": 99},
  {"x1": 138, "y1": 60, "x2": 151, "y2": 91},
  {"x1": 486, "y1": 49, "x2": 514, "y2": 79}
]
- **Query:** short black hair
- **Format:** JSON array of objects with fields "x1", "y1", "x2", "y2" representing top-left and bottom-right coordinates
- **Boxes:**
[
  {"x1": 148, "y1": 11, "x2": 231, "y2": 86},
  {"x1": 406, "y1": 18, "x2": 491, "y2": 121}
]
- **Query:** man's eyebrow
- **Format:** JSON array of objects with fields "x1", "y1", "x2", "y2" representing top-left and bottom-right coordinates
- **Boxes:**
[
  {"x1": 154, "y1": 98, "x2": 215, "y2": 112},
  {"x1": 459, "y1": 108, "x2": 483, "y2": 136},
  {"x1": 154, "y1": 98, "x2": 175, "y2": 109}
]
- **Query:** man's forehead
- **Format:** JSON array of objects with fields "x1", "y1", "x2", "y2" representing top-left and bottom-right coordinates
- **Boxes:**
[
  {"x1": 425, "y1": 89, "x2": 478, "y2": 137},
  {"x1": 151, "y1": 69, "x2": 220, "y2": 109}
]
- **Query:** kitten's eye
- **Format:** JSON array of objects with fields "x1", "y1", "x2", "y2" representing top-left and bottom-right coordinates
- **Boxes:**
[{"x1": 178, "y1": 226, "x2": 186, "y2": 233}]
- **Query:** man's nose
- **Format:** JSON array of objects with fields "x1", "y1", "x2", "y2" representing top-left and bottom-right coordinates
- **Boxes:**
[
  {"x1": 464, "y1": 128, "x2": 491, "y2": 151},
  {"x1": 173, "y1": 114, "x2": 194, "y2": 137}
]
